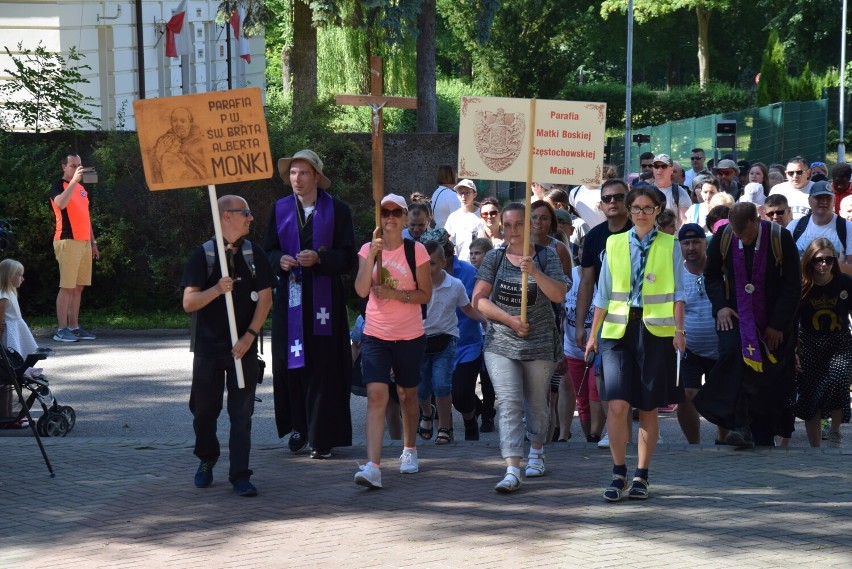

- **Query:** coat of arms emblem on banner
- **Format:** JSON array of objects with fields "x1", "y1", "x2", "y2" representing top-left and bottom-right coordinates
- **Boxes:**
[{"x1": 474, "y1": 108, "x2": 525, "y2": 172}]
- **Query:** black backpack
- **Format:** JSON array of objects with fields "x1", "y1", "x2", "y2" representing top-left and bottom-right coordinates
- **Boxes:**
[{"x1": 791, "y1": 213, "x2": 847, "y2": 255}]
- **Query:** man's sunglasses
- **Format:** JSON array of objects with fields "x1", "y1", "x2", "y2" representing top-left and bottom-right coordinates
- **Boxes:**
[
  {"x1": 226, "y1": 208, "x2": 252, "y2": 217},
  {"x1": 601, "y1": 194, "x2": 626, "y2": 203},
  {"x1": 787, "y1": 170, "x2": 805, "y2": 176},
  {"x1": 690, "y1": 156, "x2": 703, "y2": 161},
  {"x1": 765, "y1": 209, "x2": 788, "y2": 217}
]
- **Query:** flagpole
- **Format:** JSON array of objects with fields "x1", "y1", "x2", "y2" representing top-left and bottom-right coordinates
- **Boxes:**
[
  {"x1": 521, "y1": 99, "x2": 537, "y2": 324},
  {"x1": 207, "y1": 184, "x2": 246, "y2": 389}
]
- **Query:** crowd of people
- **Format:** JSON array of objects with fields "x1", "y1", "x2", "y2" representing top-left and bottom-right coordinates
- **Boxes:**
[{"x1": 4, "y1": 148, "x2": 850, "y2": 502}]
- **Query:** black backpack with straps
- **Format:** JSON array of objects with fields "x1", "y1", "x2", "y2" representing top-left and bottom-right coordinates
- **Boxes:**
[{"x1": 791, "y1": 213, "x2": 847, "y2": 255}]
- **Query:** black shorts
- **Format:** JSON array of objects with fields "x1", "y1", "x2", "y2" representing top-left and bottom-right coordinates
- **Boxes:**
[
  {"x1": 680, "y1": 349, "x2": 716, "y2": 390},
  {"x1": 600, "y1": 319, "x2": 683, "y2": 411},
  {"x1": 360, "y1": 334, "x2": 426, "y2": 389}
]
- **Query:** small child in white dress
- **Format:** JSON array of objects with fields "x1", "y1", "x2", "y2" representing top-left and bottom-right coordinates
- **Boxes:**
[{"x1": 1, "y1": 259, "x2": 38, "y2": 424}]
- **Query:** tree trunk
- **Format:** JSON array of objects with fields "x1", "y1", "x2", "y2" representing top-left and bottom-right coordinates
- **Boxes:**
[
  {"x1": 416, "y1": 0, "x2": 437, "y2": 133},
  {"x1": 291, "y1": 0, "x2": 317, "y2": 115},
  {"x1": 281, "y1": 47, "x2": 291, "y2": 93},
  {"x1": 696, "y1": 6, "x2": 711, "y2": 89}
]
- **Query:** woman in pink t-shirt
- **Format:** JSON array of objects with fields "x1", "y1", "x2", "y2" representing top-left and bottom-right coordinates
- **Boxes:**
[{"x1": 352, "y1": 194, "x2": 431, "y2": 489}]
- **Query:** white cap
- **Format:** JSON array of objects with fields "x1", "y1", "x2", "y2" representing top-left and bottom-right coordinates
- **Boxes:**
[
  {"x1": 380, "y1": 193, "x2": 407, "y2": 210},
  {"x1": 739, "y1": 182, "x2": 766, "y2": 206}
]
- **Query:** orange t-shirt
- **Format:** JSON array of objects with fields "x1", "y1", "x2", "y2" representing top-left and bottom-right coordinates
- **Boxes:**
[{"x1": 50, "y1": 179, "x2": 91, "y2": 241}]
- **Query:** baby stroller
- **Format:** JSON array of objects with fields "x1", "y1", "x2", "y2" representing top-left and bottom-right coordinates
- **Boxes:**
[{"x1": 0, "y1": 346, "x2": 75, "y2": 437}]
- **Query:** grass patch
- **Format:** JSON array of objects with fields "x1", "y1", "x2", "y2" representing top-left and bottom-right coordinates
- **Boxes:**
[{"x1": 28, "y1": 308, "x2": 192, "y2": 330}]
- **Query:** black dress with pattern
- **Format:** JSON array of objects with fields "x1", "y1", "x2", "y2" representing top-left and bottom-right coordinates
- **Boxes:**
[{"x1": 794, "y1": 273, "x2": 852, "y2": 423}]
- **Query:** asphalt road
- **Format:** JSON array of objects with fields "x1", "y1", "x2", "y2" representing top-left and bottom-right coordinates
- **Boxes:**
[{"x1": 2, "y1": 332, "x2": 837, "y2": 448}]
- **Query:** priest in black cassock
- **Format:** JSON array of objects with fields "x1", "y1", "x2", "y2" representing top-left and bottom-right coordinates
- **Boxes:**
[
  {"x1": 695, "y1": 202, "x2": 801, "y2": 447},
  {"x1": 264, "y1": 149, "x2": 356, "y2": 459}
]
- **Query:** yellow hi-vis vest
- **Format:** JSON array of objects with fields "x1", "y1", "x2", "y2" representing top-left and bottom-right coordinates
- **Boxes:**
[{"x1": 601, "y1": 231, "x2": 676, "y2": 339}]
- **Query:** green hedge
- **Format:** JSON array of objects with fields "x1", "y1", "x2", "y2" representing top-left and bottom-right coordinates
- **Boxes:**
[
  {"x1": 0, "y1": 99, "x2": 374, "y2": 319},
  {"x1": 560, "y1": 82, "x2": 753, "y2": 130}
]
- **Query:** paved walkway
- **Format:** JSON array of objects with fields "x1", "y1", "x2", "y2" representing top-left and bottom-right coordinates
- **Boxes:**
[{"x1": 2, "y1": 436, "x2": 850, "y2": 568}]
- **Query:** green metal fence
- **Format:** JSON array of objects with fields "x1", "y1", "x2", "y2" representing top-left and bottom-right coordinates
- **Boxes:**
[{"x1": 609, "y1": 99, "x2": 828, "y2": 174}]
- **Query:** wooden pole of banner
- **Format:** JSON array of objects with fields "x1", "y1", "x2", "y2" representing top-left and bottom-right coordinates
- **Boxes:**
[
  {"x1": 520, "y1": 99, "x2": 537, "y2": 324},
  {"x1": 207, "y1": 185, "x2": 245, "y2": 389},
  {"x1": 335, "y1": 56, "x2": 417, "y2": 271}
]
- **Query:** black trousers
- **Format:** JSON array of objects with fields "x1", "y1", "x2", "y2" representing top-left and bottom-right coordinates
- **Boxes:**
[
  {"x1": 452, "y1": 355, "x2": 484, "y2": 415},
  {"x1": 189, "y1": 353, "x2": 257, "y2": 483}
]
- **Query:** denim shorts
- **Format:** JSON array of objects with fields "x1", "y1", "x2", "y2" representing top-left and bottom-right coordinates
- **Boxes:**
[
  {"x1": 417, "y1": 337, "x2": 457, "y2": 399},
  {"x1": 360, "y1": 334, "x2": 426, "y2": 389}
]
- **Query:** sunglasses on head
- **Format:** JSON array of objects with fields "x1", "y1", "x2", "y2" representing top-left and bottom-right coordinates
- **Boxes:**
[
  {"x1": 601, "y1": 194, "x2": 626, "y2": 203},
  {"x1": 381, "y1": 208, "x2": 406, "y2": 218},
  {"x1": 226, "y1": 208, "x2": 252, "y2": 217}
]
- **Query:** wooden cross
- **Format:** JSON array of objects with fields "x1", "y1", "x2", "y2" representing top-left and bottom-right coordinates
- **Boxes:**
[{"x1": 335, "y1": 56, "x2": 417, "y2": 268}]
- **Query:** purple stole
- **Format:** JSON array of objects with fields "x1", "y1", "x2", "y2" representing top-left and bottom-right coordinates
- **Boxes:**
[
  {"x1": 731, "y1": 221, "x2": 776, "y2": 372},
  {"x1": 276, "y1": 191, "x2": 335, "y2": 369}
]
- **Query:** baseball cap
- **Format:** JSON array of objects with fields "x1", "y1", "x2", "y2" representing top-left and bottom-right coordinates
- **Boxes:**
[
  {"x1": 809, "y1": 181, "x2": 833, "y2": 197},
  {"x1": 678, "y1": 223, "x2": 705, "y2": 241},
  {"x1": 653, "y1": 154, "x2": 673, "y2": 166},
  {"x1": 455, "y1": 179, "x2": 477, "y2": 193},
  {"x1": 380, "y1": 193, "x2": 408, "y2": 210}
]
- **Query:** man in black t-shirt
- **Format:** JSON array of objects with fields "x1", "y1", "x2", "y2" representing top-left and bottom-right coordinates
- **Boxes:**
[{"x1": 181, "y1": 195, "x2": 273, "y2": 497}]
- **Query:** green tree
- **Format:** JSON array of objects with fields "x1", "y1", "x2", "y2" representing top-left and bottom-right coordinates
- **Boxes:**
[
  {"x1": 600, "y1": 0, "x2": 734, "y2": 88},
  {"x1": 756, "y1": 29, "x2": 788, "y2": 106},
  {"x1": 0, "y1": 42, "x2": 99, "y2": 134},
  {"x1": 472, "y1": 0, "x2": 574, "y2": 98}
]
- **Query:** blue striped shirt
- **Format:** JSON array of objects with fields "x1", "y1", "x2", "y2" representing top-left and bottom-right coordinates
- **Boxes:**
[{"x1": 681, "y1": 263, "x2": 718, "y2": 359}]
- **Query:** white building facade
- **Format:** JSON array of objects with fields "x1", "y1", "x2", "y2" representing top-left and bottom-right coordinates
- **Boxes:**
[{"x1": 0, "y1": 0, "x2": 266, "y2": 131}]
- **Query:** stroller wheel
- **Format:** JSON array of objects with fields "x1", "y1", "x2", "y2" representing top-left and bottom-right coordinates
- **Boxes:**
[
  {"x1": 38, "y1": 413, "x2": 69, "y2": 437},
  {"x1": 58, "y1": 405, "x2": 76, "y2": 432}
]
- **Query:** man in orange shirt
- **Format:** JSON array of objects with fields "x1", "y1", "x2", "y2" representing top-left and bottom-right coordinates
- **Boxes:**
[{"x1": 49, "y1": 152, "x2": 100, "y2": 342}]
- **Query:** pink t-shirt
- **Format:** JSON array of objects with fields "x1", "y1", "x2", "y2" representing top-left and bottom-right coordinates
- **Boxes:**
[{"x1": 358, "y1": 240, "x2": 429, "y2": 341}]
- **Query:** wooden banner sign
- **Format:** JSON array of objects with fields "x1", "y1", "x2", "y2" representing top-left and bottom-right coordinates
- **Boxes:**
[
  {"x1": 458, "y1": 96, "x2": 607, "y2": 186},
  {"x1": 134, "y1": 87, "x2": 273, "y2": 191}
]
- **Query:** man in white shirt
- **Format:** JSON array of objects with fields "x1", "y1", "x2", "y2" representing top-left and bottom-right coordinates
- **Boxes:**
[
  {"x1": 430, "y1": 165, "x2": 460, "y2": 228},
  {"x1": 651, "y1": 153, "x2": 691, "y2": 228},
  {"x1": 443, "y1": 179, "x2": 484, "y2": 263},
  {"x1": 769, "y1": 156, "x2": 814, "y2": 220},
  {"x1": 568, "y1": 184, "x2": 606, "y2": 228},
  {"x1": 785, "y1": 182, "x2": 852, "y2": 271}
]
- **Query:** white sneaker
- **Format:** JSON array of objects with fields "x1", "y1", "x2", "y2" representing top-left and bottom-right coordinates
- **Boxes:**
[
  {"x1": 354, "y1": 462, "x2": 382, "y2": 488},
  {"x1": 524, "y1": 451, "x2": 546, "y2": 478},
  {"x1": 399, "y1": 448, "x2": 419, "y2": 474},
  {"x1": 828, "y1": 431, "x2": 843, "y2": 448},
  {"x1": 494, "y1": 468, "x2": 522, "y2": 493},
  {"x1": 597, "y1": 433, "x2": 610, "y2": 449}
]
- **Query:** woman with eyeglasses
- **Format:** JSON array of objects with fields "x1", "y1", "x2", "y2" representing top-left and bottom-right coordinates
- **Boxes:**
[
  {"x1": 585, "y1": 186, "x2": 685, "y2": 502},
  {"x1": 794, "y1": 238, "x2": 852, "y2": 448},
  {"x1": 472, "y1": 202, "x2": 568, "y2": 492},
  {"x1": 477, "y1": 196, "x2": 504, "y2": 247},
  {"x1": 353, "y1": 194, "x2": 432, "y2": 489}
]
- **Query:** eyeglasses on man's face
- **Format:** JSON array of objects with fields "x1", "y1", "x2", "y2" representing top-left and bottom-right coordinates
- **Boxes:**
[
  {"x1": 640, "y1": 162, "x2": 653, "y2": 169},
  {"x1": 764, "y1": 208, "x2": 788, "y2": 218},
  {"x1": 226, "y1": 208, "x2": 252, "y2": 217},
  {"x1": 787, "y1": 169, "x2": 805, "y2": 177},
  {"x1": 600, "y1": 193, "x2": 626, "y2": 204},
  {"x1": 690, "y1": 155, "x2": 703, "y2": 161}
]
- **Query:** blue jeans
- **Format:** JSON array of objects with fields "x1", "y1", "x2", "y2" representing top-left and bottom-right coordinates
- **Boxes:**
[
  {"x1": 484, "y1": 352, "x2": 556, "y2": 458},
  {"x1": 189, "y1": 353, "x2": 257, "y2": 483},
  {"x1": 418, "y1": 337, "x2": 457, "y2": 399}
]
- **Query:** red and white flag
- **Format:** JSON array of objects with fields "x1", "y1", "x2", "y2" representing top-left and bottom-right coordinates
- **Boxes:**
[
  {"x1": 166, "y1": 0, "x2": 191, "y2": 58},
  {"x1": 230, "y1": 6, "x2": 251, "y2": 64}
]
